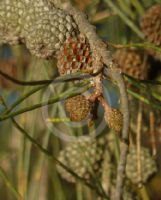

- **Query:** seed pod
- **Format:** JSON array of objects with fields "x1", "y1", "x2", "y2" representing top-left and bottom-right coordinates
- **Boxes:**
[
  {"x1": 104, "y1": 108, "x2": 123, "y2": 133},
  {"x1": 65, "y1": 95, "x2": 93, "y2": 122}
]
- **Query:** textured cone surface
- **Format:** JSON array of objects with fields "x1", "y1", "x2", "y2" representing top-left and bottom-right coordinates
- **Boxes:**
[
  {"x1": 57, "y1": 136, "x2": 106, "y2": 183},
  {"x1": 0, "y1": 0, "x2": 78, "y2": 58},
  {"x1": 141, "y1": 5, "x2": 161, "y2": 46},
  {"x1": 126, "y1": 146, "x2": 157, "y2": 185},
  {"x1": 113, "y1": 50, "x2": 149, "y2": 82},
  {"x1": 57, "y1": 34, "x2": 94, "y2": 75},
  {"x1": 22, "y1": 0, "x2": 78, "y2": 58},
  {"x1": 140, "y1": 4, "x2": 161, "y2": 60},
  {"x1": 0, "y1": 0, "x2": 25, "y2": 44},
  {"x1": 105, "y1": 108, "x2": 123, "y2": 132},
  {"x1": 65, "y1": 95, "x2": 92, "y2": 121}
]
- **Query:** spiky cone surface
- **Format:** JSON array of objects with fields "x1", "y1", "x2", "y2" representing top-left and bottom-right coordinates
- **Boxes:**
[
  {"x1": 56, "y1": 136, "x2": 106, "y2": 183},
  {"x1": 0, "y1": 0, "x2": 78, "y2": 58},
  {"x1": 57, "y1": 34, "x2": 94, "y2": 75},
  {"x1": 0, "y1": 0, "x2": 25, "y2": 45},
  {"x1": 140, "y1": 5, "x2": 161, "y2": 60},
  {"x1": 65, "y1": 95, "x2": 93, "y2": 122},
  {"x1": 113, "y1": 50, "x2": 149, "y2": 86},
  {"x1": 126, "y1": 146, "x2": 157, "y2": 185},
  {"x1": 104, "y1": 108, "x2": 123, "y2": 133}
]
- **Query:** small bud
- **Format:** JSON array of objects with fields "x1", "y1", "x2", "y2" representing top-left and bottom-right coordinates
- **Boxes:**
[
  {"x1": 65, "y1": 95, "x2": 93, "y2": 122},
  {"x1": 105, "y1": 108, "x2": 123, "y2": 132}
]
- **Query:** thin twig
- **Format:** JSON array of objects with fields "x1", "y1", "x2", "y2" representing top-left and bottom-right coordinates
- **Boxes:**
[
  {"x1": 104, "y1": 0, "x2": 144, "y2": 39},
  {"x1": 0, "y1": 166, "x2": 24, "y2": 200},
  {"x1": 109, "y1": 42, "x2": 161, "y2": 53},
  {"x1": 127, "y1": 89, "x2": 161, "y2": 110},
  {"x1": 3, "y1": 85, "x2": 47, "y2": 115},
  {"x1": 131, "y1": 0, "x2": 145, "y2": 15},
  {"x1": 123, "y1": 73, "x2": 161, "y2": 86},
  {"x1": 116, "y1": 0, "x2": 135, "y2": 19},
  {"x1": 2, "y1": 72, "x2": 94, "y2": 115},
  {"x1": 149, "y1": 111, "x2": 157, "y2": 156},
  {"x1": 0, "y1": 83, "x2": 90, "y2": 121},
  {"x1": 136, "y1": 101, "x2": 143, "y2": 187},
  {"x1": 0, "y1": 69, "x2": 92, "y2": 86}
]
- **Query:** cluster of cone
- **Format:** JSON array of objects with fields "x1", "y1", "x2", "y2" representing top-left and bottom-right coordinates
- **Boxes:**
[
  {"x1": 57, "y1": 134, "x2": 157, "y2": 199},
  {"x1": 64, "y1": 94, "x2": 123, "y2": 133}
]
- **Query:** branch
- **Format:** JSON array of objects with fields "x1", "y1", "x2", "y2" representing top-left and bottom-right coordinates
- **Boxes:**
[
  {"x1": 106, "y1": 66, "x2": 129, "y2": 200},
  {"x1": 0, "y1": 166, "x2": 24, "y2": 200},
  {"x1": 128, "y1": 89, "x2": 161, "y2": 110},
  {"x1": 109, "y1": 42, "x2": 161, "y2": 53},
  {"x1": 2, "y1": 72, "x2": 93, "y2": 115},
  {"x1": 53, "y1": 2, "x2": 130, "y2": 199},
  {"x1": 123, "y1": 73, "x2": 161, "y2": 86},
  {"x1": 104, "y1": 0, "x2": 144, "y2": 39},
  {"x1": 0, "y1": 83, "x2": 90, "y2": 121},
  {"x1": 0, "y1": 69, "x2": 92, "y2": 86}
]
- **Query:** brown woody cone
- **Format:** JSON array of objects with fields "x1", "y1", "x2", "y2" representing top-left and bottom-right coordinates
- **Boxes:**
[
  {"x1": 140, "y1": 4, "x2": 161, "y2": 60},
  {"x1": 57, "y1": 34, "x2": 94, "y2": 76},
  {"x1": 65, "y1": 95, "x2": 93, "y2": 122},
  {"x1": 104, "y1": 108, "x2": 123, "y2": 133},
  {"x1": 113, "y1": 49, "x2": 149, "y2": 85}
]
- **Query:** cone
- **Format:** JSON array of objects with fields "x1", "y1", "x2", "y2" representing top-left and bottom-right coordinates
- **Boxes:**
[
  {"x1": 57, "y1": 34, "x2": 94, "y2": 75},
  {"x1": 23, "y1": 3, "x2": 78, "y2": 58},
  {"x1": 140, "y1": 5, "x2": 161, "y2": 46},
  {"x1": 104, "y1": 108, "x2": 123, "y2": 133},
  {"x1": 65, "y1": 95, "x2": 93, "y2": 122},
  {"x1": 140, "y1": 4, "x2": 161, "y2": 60},
  {"x1": 126, "y1": 146, "x2": 157, "y2": 185},
  {"x1": 56, "y1": 136, "x2": 106, "y2": 183},
  {"x1": 113, "y1": 49, "x2": 149, "y2": 87}
]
